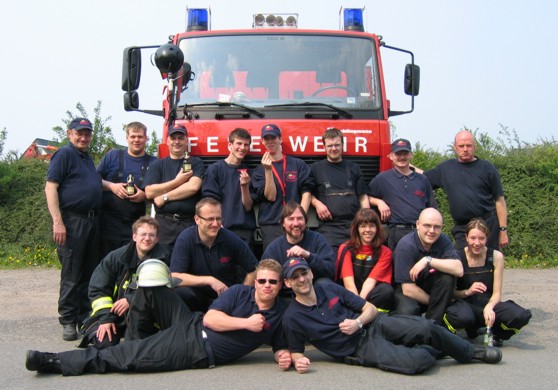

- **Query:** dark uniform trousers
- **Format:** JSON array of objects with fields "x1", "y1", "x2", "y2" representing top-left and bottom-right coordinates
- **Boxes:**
[
  {"x1": 394, "y1": 271, "x2": 456, "y2": 325},
  {"x1": 445, "y1": 299, "x2": 532, "y2": 340},
  {"x1": 58, "y1": 287, "x2": 210, "y2": 376},
  {"x1": 352, "y1": 313, "x2": 475, "y2": 374},
  {"x1": 58, "y1": 213, "x2": 101, "y2": 326}
]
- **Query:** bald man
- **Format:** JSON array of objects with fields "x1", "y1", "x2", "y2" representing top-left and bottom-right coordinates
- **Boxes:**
[
  {"x1": 393, "y1": 208, "x2": 463, "y2": 325},
  {"x1": 424, "y1": 130, "x2": 508, "y2": 250}
]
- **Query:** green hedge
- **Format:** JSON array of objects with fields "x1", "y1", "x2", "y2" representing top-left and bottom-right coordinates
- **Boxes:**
[{"x1": 1, "y1": 132, "x2": 557, "y2": 268}]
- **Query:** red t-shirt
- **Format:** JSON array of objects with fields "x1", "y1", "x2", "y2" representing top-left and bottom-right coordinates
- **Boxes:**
[{"x1": 338, "y1": 243, "x2": 393, "y2": 284}]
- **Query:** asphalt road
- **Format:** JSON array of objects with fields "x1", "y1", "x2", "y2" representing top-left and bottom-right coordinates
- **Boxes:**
[{"x1": 1, "y1": 269, "x2": 556, "y2": 390}]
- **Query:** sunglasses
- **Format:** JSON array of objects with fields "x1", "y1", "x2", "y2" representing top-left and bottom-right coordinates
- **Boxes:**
[{"x1": 256, "y1": 278, "x2": 279, "y2": 285}]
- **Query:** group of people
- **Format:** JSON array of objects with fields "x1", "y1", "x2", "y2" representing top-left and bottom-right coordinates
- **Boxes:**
[{"x1": 34, "y1": 118, "x2": 531, "y2": 376}]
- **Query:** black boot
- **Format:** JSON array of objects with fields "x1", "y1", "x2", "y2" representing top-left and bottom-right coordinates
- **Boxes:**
[
  {"x1": 25, "y1": 350, "x2": 62, "y2": 373},
  {"x1": 473, "y1": 345, "x2": 502, "y2": 364}
]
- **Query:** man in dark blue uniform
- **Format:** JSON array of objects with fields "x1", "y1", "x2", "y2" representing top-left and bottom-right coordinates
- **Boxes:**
[
  {"x1": 45, "y1": 117, "x2": 102, "y2": 341},
  {"x1": 202, "y1": 128, "x2": 256, "y2": 250},
  {"x1": 393, "y1": 208, "x2": 463, "y2": 325},
  {"x1": 144, "y1": 124, "x2": 205, "y2": 254},
  {"x1": 369, "y1": 138, "x2": 437, "y2": 251},
  {"x1": 310, "y1": 128, "x2": 370, "y2": 254},
  {"x1": 281, "y1": 258, "x2": 501, "y2": 375},
  {"x1": 97, "y1": 121, "x2": 156, "y2": 258},
  {"x1": 170, "y1": 197, "x2": 258, "y2": 311},
  {"x1": 25, "y1": 260, "x2": 291, "y2": 375},
  {"x1": 262, "y1": 201, "x2": 335, "y2": 282},
  {"x1": 424, "y1": 130, "x2": 509, "y2": 250},
  {"x1": 252, "y1": 124, "x2": 313, "y2": 250}
]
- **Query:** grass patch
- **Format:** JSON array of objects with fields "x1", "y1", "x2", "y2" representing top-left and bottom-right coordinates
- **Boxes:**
[{"x1": 0, "y1": 243, "x2": 59, "y2": 269}]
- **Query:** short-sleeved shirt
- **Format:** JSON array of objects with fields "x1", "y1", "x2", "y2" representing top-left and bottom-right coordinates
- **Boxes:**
[
  {"x1": 425, "y1": 158, "x2": 504, "y2": 224},
  {"x1": 338, "y1": 243, "x2": 393, "y2": 286},
  {"x1": 262, "y1": 230, "x2": 335, "y2": 280},
  {"x1": 393, "y1": 231, "x2": 459, "y2": 284},
  {"x1": 170, "y1": 226, "x2": 258, "y2": 289},
  {"x1": 46, "y1": 143, "x2": 102, "y2": 213},
  {"x1": 201, "y1": 159, "x2": 256, "y2": 230},
  {"x1": 311, "y1": 159, "x2": 367, "y2": 221},
  {"x1": 97, "y1": 149, "x2": 156, "y2": 219},
  {"x1": 368, "y1": 168, "x2": 437, "y2": 225},
  {"x1": 204, "y1": 284, "x2": 288, "y2": 365},
  {"x1": 252, "y1": 156, "x2": 312, "y2": 226},
  {"x1": 282, "y1": 283, "x2": 365, "y2": 360},
  {"x1": 144, "y1": 155, "x2": 205, "y2": 215}
]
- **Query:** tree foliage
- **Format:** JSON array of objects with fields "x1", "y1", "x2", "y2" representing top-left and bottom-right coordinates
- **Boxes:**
[{"x1": 52, "y1": 101, "x2": 116, "y2": 163}]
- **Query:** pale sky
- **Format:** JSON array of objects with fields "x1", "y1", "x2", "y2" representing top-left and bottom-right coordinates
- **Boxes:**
[{"x1": 1, "y1": 0, "x2": 555, "y2": 155}]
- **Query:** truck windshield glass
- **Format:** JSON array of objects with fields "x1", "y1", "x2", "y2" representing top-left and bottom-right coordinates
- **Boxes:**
[{"x1": 177, "y1": 33, "x2": 381, "y2": 113}]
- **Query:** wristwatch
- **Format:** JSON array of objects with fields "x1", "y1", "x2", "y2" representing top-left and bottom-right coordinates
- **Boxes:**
[
  {"x1": 163, "y1": 193, "x2": 169, "y2": 202},
  {"x1": 356, "y1": 318, "x2": 363, "y2": 329},
  {"x1": 499, "y1": 226, "x2": 508, "y2": 231},
  {"x1": 425, "y1": 256, "x2": 432, "y2": 266}
]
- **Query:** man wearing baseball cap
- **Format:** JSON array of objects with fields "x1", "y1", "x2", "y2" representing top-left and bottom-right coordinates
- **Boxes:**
[
  {"x1": 281, "y1": 258, "x2": 502, "y2": 375},
  {"x1": 45, "y1": 117, "x2": 102, "y2": 341},
  {"x1": 252, "y1": 124, "x2": 313, "y2": 250},
  {"x1": 368, "y1": 138, "x2": 437, "y2": 250},
  {"x1": 144, "y1": 123, "x2": 205, "y2": 254}
]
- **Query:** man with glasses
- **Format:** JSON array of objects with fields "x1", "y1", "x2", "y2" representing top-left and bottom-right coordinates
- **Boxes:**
[
  {"x1": 45, "y1": 117, "x2": 102, "y2": 341},
  {"x1": 393, "y1": 208, "x2": 463, "y2": 325},
  {"x1": 310, "y1": 128, "x2": 370, "y2": 254},
  {"x1": 170, "y1": 197, "x2": 258, "y2": 311},
  {"x1": 281, "y1": 258, "x2": 501, "y2": 375},
  {"x1": 26, "y1": 259, "x2": 292, "y2": 375},
  {"x1": 79, "y1": 216, "x2": 168, "y2": 349}
]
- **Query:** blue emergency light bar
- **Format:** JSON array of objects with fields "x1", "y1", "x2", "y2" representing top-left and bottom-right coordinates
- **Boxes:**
[
  {"x1": 341, "y1": 8, "x2": 364, "y2": 32},
  {"x1": 186, "y1": 8, "x2": 210, "y2": 31}
]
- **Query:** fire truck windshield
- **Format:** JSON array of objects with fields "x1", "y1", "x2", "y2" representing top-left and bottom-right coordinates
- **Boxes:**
[{"x1": 177, "y1": 33, "x2": 382, "y2": 115}]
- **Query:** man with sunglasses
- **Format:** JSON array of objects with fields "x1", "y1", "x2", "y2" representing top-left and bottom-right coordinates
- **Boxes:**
[
  {"x1": 281, "y1": 258, "x2": 501, "y2": 375},
  {"x1": 393, "y1": 208, "x2": 463, "y2": 325},
  {"x1": 170, "y1": 197, "x2": 258, "y2": 311},
  {"x1": 26, "y1": 259, "x2": 292, "y2": 375}
]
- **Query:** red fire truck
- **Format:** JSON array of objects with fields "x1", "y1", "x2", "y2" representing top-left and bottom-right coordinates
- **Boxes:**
[{"x1": 121, "y1": 7, "x2": 419, "y2": 183}]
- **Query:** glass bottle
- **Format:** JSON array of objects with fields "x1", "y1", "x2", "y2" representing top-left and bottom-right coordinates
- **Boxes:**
[
  {"x1": 182, "y1": 151, "x2": 192, "y2": 173},
  {"x1": 126, "y1": 174, "x2": 135, "y2": 195},
  {"x1": 484, "y1": 326, "x2": 494, "y2": 347}
]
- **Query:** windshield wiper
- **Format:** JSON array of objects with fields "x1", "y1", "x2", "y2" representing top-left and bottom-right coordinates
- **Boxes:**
[
  {"x1": 183, "y1": 102, "x2": 265, "y2": 118},
  {"x1": 266, "y1": 102, "x2": 353, "y2": 118}
]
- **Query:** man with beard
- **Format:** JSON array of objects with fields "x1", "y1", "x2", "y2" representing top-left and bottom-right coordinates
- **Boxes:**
[{"x1": 262, "y1": 201, "x2": 335, "y2": 283}]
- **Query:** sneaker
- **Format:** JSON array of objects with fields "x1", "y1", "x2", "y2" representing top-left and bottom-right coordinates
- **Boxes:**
[
  {"x1": 473, "y1": 345, "x2": 502, "y2": 364},
  {"x1": 25, "y1": 350, "x2": 62, "y2": 373},
  {"x1": 62, "y1": 323, "x2": 77, "y2": 341}
]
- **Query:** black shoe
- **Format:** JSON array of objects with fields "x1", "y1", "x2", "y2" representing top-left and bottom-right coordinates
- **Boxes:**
[
  {"x1": 26, "y1": 350, "x2": 62, "y2": 373},
  {"x1": 493, "y1": 337, "x2": 504, "y2": 347},
  {"x1": 62, "y1": 323, "x2": 77, "y2": 341},
  {"x1": 473, "y1": 345, "x2": 502, "y2": 364}
]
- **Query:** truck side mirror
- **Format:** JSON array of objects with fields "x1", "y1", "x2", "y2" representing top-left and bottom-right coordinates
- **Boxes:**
[
  {"x1": 404, "y1": 64, "x2": 420, "y2": 96},
  {"x1": 124, "y1": 91, "x2": 139, "y2": 111},
  {"x1": 122, "y1": 47, "x2": 142, "y2": 91}
]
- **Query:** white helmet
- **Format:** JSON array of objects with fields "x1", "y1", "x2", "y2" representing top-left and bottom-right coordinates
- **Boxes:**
[{"x1": 131, "y1": 259, "x2": 179, "y2": 288}]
